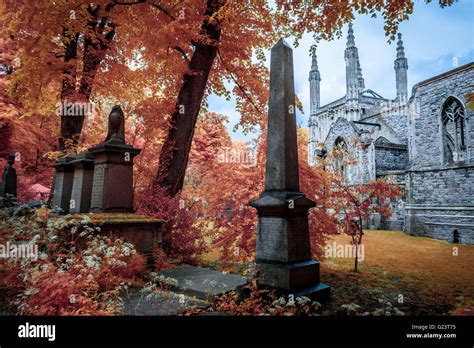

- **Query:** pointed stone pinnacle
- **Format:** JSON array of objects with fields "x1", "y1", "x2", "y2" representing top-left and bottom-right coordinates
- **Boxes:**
[
  {"x1": 347, "y1": 22, "x2": 355, "y2": 47},
  {"x1": 311, "y1": 53, "x2": 319, "y2": 70},
  {"x1": 396, "y1": 33, "x2": 406, "y2": 59}
]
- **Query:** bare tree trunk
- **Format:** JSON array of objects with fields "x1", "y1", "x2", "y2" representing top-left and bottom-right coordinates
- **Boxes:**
[
  {"x1": 354, "y1": 240, "x2": 359, "y2": 272},
  {"x1": 154, "y1": 0, "x2": 226, "y2": 197},
  {"x1": 354, "y1": 218, "x2": 363, "y2": 272},
  {"x1": 58, "y1": 28, "x2": 81, "y2": 151}
]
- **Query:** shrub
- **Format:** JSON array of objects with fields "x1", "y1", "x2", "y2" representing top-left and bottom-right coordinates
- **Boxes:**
[
  {"x1": 137, "y1": 186, "x2": 207, "y2": 265},
  {"x1": 0, "y1": 209, "x2": 146, "y2": 315}
]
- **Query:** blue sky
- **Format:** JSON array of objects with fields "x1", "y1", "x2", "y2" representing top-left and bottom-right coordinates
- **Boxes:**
[{"x1": 208, "y1": 0, "x2": 474, "y2": 142}]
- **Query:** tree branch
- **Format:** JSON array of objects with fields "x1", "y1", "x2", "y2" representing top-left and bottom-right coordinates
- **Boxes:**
[
  {"x1": 171, "y1": 45, "x2": 190, "y2": 62},
  {"x1": 216, "y1": 48, "x2": 264, "y2": 116},
  {"x1": 150, "y1": 2, "x2": 176, "y2": 21}
]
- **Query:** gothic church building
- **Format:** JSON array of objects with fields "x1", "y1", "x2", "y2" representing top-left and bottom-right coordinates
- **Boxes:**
[{"x1": 308, "y1": 23, "x2": 474, "y2": 244}]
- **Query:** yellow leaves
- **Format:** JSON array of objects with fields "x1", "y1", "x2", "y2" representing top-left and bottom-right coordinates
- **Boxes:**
[
  {"x1": 34, "y1": 206, "x2": 52, "y2": 221},
  {"x1": 43, "y1": 151, "x2": 64, "y2": 161}
]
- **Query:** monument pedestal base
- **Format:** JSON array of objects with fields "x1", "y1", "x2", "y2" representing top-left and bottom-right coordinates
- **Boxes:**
[
  {"x1": 51, "y1": 154, "x2": 76, "y2": 213},
  {"x1": 250, "y1": 190, "x2": 331, "y2": 303},
  {"x1": 285, "y1": 283, "x2": 331, "y2": 303},
  {"x1": 69, "y1": 153, "x2": 95, "y2": 214},
  {"x1": 255, "y1": 260, "x2": 331, "y2": 303},
  {"x1": 58, "y1": 213, "x2": 163, "y2": 266},
  {"x1": 88, "y1": 143, "x2": 141, "y2": 213},
  {"x1": 98, "y1": 219, "x2": 162, "y2": 266}
]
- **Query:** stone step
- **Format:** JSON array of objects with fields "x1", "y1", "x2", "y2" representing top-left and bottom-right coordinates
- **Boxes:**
[{"x1": 156, "y1": 265, "x2": 249, "y2": 301}]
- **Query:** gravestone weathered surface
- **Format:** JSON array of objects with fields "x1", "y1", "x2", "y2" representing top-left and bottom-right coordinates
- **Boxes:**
[
  {"x1": 120, "y1": 287, "x2": 208, "y2": 315},
  {"x1": 51, "y1": 154, "x2": 76, "y2": 213},
  {"x1": 156, "y1": 265, "x2": 248, "y2": 301},
  {"x1": 69, "y1": 152, "x2": 95, "y2": 213},
  {"x1": 0, "y1": 154, "x2": 17, "y2": 208},
  {"x1": 88, "y1": 106, "x2": 141, "y2": 213},
  {"x1": 250, "y1": 39, "x2": 330, "y2": 302}
]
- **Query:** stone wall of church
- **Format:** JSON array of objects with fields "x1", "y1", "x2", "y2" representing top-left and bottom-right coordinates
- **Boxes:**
[
  {"x1": 325, "y1": 118, "x2": 370, "y2": 184},
  {"x1": 363, "y1": 110, "x2": 409, "y2": 142},
  {"x1": 380, "y1": 112, "x2": 408, "y2": 141},
  {"x1": 407, "y1": 165, "x2": 474, "y2": 206},
  {"x1": 381, "y1": 197, "x2": 406, "y2": 231},
  {"x1": 405, "y1": 204, "x2": 474, "y2": 244},
  {"x1": 409, "y1": 65, "x2": 474, "y2": 168},
  {"x1": 312, "y1": 100, "x2": 346, "y2": 144},
  {"x1": 405, "y1": 63, "x2": 474, "y2": 244},
  {"x1": 375, "y1": 144, "x2": 409, "y2": 172}
]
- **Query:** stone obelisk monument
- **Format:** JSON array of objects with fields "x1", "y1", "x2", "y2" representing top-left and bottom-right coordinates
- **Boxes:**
[{"x1": 250, "y1": 39, "x2": 330, "y2": 302}]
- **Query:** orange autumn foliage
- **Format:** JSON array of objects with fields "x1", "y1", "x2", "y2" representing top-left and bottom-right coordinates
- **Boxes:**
[{"x1": 0, "y1": 0, "x2": 438, "y2": 193}]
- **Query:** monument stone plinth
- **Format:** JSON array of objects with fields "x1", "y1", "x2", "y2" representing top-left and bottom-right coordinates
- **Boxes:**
[
  {"x1": 69, "y1": 152, "x2": 95, "y2": 214},
  {"x1": 250, "y1": 39, "x2": 330, "y2": 302},
  {"x1": 51, "y1": 153, "x2": 76, "y2": 213},
  {"x1": 88, "y1": 106, "x2": 141, "y2": 213}
]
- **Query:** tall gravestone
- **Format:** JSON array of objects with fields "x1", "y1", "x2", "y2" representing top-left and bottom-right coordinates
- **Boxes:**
[
  {"x1": 51, "y1": 154, "x2": 76, "y2": 213},
  {"x1": 88, "y1": 105, "x2": 141, "y2": 213},
  {"x1": 250, "y1": 39, "x2": 330, "y2": 301},
  {"x1": 69, "y1": 152, "x2": 95, "y2": 213},
  {"x1": 0, "y1": 154, "x2": 17, "y2": 208}
]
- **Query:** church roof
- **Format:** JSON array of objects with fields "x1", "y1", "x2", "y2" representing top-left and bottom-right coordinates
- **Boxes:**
[
  {"x1": 414, "y1": 62, "x2": 474, "y2": 87},
  {"x1": 324, "y1": 113, "x2": 405, "y2": 146},
  {"x1": 360, "y1": 89, "x2": 385, "y2": 99},
  {"x1": 323, "y1": 117, "x2": 361, "y2": 144},
  {"x1": 315, "y1": 96, "x2": 346, "y2": 114},
  {"x1": 315, "y1": 89, "x2": 388, "y2": 115}
]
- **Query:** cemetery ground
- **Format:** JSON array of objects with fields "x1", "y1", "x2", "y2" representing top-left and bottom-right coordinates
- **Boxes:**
[
  {"x1": 201, "y1": 230, "x2": 474, "y2": 316},
  {"x1": 0, "y1": 209, "x2": 472, "y2": 316},
  {"x1": 320, "y1": 230, "x2": 474, "y2": 316}
]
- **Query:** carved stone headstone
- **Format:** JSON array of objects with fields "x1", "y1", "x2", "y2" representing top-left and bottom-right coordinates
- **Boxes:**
[
  {"x1": 0, "y1": 154, "x2": 18, "y2": 208},
  {"x1": 69, "y1": 152, "x2": 95, "y2": 213},
  {"x1": 250, "y1": 39, "x2": 330, "y2": 301},
  {"x1": 88, "y1": 106, "x2": 141, "y2": 213}
]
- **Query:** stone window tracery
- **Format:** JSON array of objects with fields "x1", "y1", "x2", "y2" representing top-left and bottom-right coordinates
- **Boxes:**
[{"x1": 441, "y1": 97, "x2": 467, "y2": 163}]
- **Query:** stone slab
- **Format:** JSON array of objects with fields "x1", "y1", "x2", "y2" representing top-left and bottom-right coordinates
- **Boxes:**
[
  {"x1": 156, "y1": 265, "x2": 248, "y2": 301},
  {"x1": 120, "y1": 288, "x2": 208, "y2": 316}
]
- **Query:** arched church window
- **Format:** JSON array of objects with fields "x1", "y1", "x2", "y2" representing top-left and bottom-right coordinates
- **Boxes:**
[
  {"x1": 441, "y1": 97, "x2": 467, "y2": 163},
  {"x1": 334, "y1": 137, "x2": 349, "y2": 182}
]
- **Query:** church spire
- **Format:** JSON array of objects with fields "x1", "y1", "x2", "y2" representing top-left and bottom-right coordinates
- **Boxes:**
[
  {"x1": 394, "y1": 33, "x2": 408, "y2": 101},
  {"x1": 311, "y1": 53, "x2": 319, "y2": 70},
  {"x1": 357, "y1": 60, "x2": 365, "y2": 90},
  {"x1": 396, "y1": 32, "x2": 406, "y2": 59},
  {"x1": 345, "y1": 22, "x2": 362, "y2": 101},
  {"x1": 309, "y1": 52, "x2": 321, "y2": 114},
  {"x1": 347, "y1": 23, "x2": 355, "y2": 48}
]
